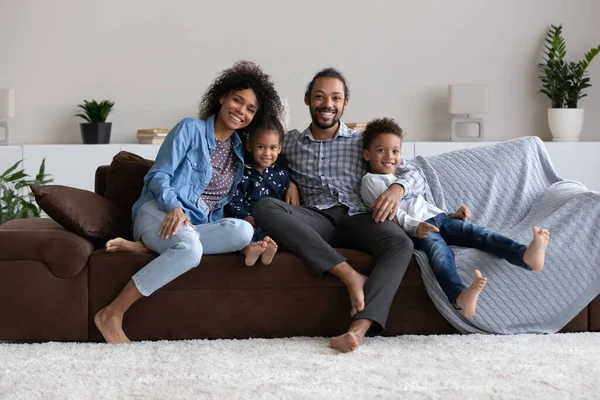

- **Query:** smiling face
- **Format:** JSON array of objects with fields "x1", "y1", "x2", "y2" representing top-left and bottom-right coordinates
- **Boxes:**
[
  {"x1": 305, "y1": 77, "x2": 348, "y2": 130},
  {"x1": 363, "y1": 133, "x2": 402, "y2": 175},
  {"x1": 217, "y1": 88, "x2": 259, "y2": 131},
  {"x1": 246, "y1": 129, "x2": 281, "y2": 171}
]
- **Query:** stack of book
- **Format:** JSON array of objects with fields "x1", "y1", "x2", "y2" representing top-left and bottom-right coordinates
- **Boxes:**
[
  {"x1": 345, "y1": 122, "x2": 368, "y2": 131},
  {"x1": 136, "y1": 128, "x2": 170, "y2": 144}
]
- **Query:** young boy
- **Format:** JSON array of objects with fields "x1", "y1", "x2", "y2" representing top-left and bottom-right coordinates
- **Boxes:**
[
  {"x1": 226, "y1": 116, "x2": 290, "y2": 266},
  {"x1": 360, "y1": 117, "x2": 551, "y2": 318}
]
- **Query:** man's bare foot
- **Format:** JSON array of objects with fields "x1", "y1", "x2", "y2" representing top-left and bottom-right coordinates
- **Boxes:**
[
  {"x1": 243, "y1": 241, "x2": 267, "y2": 266},
  {"x1": 106, "y1": 238, "x2": 152, "y2": 254},
  {"x1": 456, "y1": 269, "x2": 487, "y2": 318},
  {"x1": 260, "y1": 236, "x2": 278, "y2": 265},
  {"x1": 93, "y1": 307, "x2": 131, "y2": 344},
  {"x1": 329, "y1": 331, "x2": 364, "y2": 353},
  {"x1": 345, "y1": 272, "x2": 368, "y2": 317},
  {"x1": 523, "y1": 227, "x2": 550, "y2": 272}
]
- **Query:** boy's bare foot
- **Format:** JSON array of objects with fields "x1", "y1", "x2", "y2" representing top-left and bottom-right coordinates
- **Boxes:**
[
  {"x1": 345, "y1": 272, "x2": 368, "y2": 317},
  {"x1": 260, "y1": 236, "x2": 278, "y2": 265},
  {"x1": 456, "y1": 269, "x2": 487, "y2": 318},
  {"x1": 93, "y1": 307, "x2": 131, "y2": 344},
  {"x1": 106, "y1": 238, "x2": 152, "y2": 254},
  {"x1": 523, "y1": 227, "x2": 550, "y2": 272},
  {"x1": 329, "y1": 331, "x2": 363, "y2": 353},
  {"x1": 243, "y1": 241, "x2": 267, "y2": 266}
]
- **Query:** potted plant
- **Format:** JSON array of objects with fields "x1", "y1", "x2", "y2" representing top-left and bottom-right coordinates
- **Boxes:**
[
  {"x1": 0, "y1": 159, "x2": 53, "y2": 224},
  {"x1": 76, "y1": 99, "x2": 115, "y2": 144},
  {"x1": 539, "y1": 24, "x2": 600, "y2": 141}
]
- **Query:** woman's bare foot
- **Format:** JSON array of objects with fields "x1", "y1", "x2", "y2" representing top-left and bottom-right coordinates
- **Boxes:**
[
  {"x1": 456, "y1": 269, "x2": 487, "y2": 318},
  {"x1": 106, "y1": 238, "x2": 152, "y2": 254},
  {"x1": 93, "y1": 307, "x2": 131, "y2": 344},
  {"x1": 260, "y1": 236, "x2": 278, "y2": 265},
  {"x1": 523, "y1": 227, "x2": 550, "y2": 272},
  {"x1": 243, "y1": 241, "x2": 267, "y2": 266},
  {"x1": 330, "y1": 331, "x2": 363, "y2": 353}
]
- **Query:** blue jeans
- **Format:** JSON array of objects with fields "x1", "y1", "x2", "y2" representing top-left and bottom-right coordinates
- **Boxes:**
[
  {"x1": 413, "y1": 213, "x2": 528, "y2": 306},
  {"x1": 131, "y1": 200, "x2": 254, "y2": 296}
]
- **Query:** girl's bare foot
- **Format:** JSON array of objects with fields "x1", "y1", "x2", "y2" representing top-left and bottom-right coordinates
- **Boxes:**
[
  {"x1": 243, "y1": 241, "x2": 267, "y2": 266},
  {"x1": 523, "y1": 227, "x2": 550, "y2": 272},
  {"x1": 93, "y1": 307, "x2": 131, "y2": 344},
  {"x1": 456, "y1": 269, "x2": 487, "y2": 318},
  {"x1": 260, "y1": 236, "x2": 278, "y2": 265},
  {"x1": 329, "y1": 331, "x2": 363, "y2": 353},
  {"x1": 106, "y1": 238, "x2": 152, "y2": 254}
]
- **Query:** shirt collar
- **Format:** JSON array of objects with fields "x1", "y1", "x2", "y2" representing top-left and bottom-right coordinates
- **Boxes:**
[{"x1": 301, "y1": 121, "x2": 352, "y2": 141}]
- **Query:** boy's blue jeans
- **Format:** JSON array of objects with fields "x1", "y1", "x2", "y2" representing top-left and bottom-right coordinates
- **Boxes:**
[{"x1": 413, "y1": 213, "x2": 529, "y2": 306}]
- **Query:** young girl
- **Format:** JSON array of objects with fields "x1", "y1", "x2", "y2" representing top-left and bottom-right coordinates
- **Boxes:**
[
  {"x1": 227, "y1": 116, "x2": 290, "y2": 266},
  {"x1": 359, "y1": 117, "x2": 551, "y2": 319}
]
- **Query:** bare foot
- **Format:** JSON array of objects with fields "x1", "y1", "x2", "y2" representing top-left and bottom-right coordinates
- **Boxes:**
[
  {"x1": 93, "y1": 308, "x2": 131, "y2": 344},
  {"x1": 345, "y1": 272, "x2": 368, "y2": 317},
  {"x1": 243, "y1": 241, "x2": 267, "y2": 266},
  {"x1": 456, "y1": 269, "x2": 487, "y2": 318},
  {"x1": 106, "y1": 238, "x2": 152, "y2": 254},
  {"x1": 523, "y1": 227, "x2": 550, "y2": 272},
  {"x1": 260, "y1": 236, "x2": 278, "y2": 265},
  {"x1": 329, "y1": 331, "x2": 363, "y2": 353}
]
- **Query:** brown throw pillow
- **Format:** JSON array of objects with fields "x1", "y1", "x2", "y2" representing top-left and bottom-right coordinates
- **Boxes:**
[
  {"x1": 31, "y1": 184, "x2": 131, "y2": 240},
  {"x1": 104, "y1": 151, "x2": 154, "y2": 209}
]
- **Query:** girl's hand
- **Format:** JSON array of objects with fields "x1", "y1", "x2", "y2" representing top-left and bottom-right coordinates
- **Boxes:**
[
  {"x1": 286, "y1": 182, "x2": 300, "y2": 206},
  {"x1": 416, "y1": 222, "x2": 439, "y2": 239},
  {"x1": 159, "y1": 207, "x2": 190, "y2": 239},
  {"x1": 450, "y1": 205, "x2": 471, "y2": 221}
]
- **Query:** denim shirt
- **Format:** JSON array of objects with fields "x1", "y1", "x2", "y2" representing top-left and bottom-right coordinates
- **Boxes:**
[{"x1": 132, "y1": 115, "x2": 245, "y2": 225}]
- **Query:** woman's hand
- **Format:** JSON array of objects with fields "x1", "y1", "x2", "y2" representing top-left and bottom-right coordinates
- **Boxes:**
[
  {"x1": 416, "y1": 222, "x2": 439, "y2": 239},
  {"x1": 372, "y1": 184, "x2": 403, "y2": 223},
  {"x1": 159, "y1": 207, "x2": 190, "y2": 239},
  {"x1": 286, "y1": 182, "x2": 300, "y2": 206}
]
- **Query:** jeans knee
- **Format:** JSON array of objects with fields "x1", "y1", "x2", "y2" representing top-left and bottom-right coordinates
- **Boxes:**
[
  {"x1": 172, "y1": 235, "x2": 203, "y2": 267},
  {"x1": 220, "y1": 218, "x2": 254, "y2": 250}
]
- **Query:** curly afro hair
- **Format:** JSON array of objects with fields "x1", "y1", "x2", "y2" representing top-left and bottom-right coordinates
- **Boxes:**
[
  {"x1": 198, "y1": 61, "x2": 284, "y2": 130},
  {"x1": 362, "y1": 117, "x2": 404, "y2": 150}
]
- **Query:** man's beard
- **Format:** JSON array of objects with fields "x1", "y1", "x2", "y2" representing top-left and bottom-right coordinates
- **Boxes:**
[{"x1": 310, "y1": 106, "x2": 344, "y2": 130}]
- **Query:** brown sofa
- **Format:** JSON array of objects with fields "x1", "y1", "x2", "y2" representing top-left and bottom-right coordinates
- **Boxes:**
[{"x1": 0, "y1": 162, "x2": 598, "y2": 342}]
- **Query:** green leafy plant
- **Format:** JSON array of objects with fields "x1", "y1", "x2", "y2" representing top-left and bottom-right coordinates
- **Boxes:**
[
  {"x1": 0, "y1": 159, "x2": 53, "y2": 224},
  {"x1": 76, "y1": 99, "x2": 115, "y2": 123},
  {"x1": 539, "y1": 24, "x2": 600, "y2": 108}
]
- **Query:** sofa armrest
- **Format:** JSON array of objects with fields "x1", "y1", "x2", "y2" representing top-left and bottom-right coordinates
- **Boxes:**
[{"x1": 0, "y1": 218, "x2": 93, "y2": 278}]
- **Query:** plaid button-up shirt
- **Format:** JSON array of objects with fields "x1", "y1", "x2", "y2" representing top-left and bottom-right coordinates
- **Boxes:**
[{"x1": 281, "y1": 121, "x2": 427, "y2": 216}]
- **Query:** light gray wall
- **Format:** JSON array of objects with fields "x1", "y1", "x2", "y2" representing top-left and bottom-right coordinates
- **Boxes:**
[{"x1": 1, "y1": 0, "x2": 599, "y2": 144}]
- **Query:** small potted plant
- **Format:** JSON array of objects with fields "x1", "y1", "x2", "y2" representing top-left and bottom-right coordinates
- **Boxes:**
[
  {"x1": 539, "y1": 24, "x2": 600, "y2": 141},
  {"x1": 76, "y1": 99, "x2": 115, "y2": 144}
]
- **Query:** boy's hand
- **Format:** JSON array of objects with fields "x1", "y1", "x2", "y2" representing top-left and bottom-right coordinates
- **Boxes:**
[
  {"x1": 449, "y1": 205, "x2": 471, "y2": 221},
  {"x1": 372, "y1": 184, "x2": 404, "y2": 223},
  {"x1": 244, "y1": 216, "x2": 257, "y2": 228},
  {"x1": 416, "y1": 222, "x2": 439, "y2": 239},
  {"x1": 286, "y1": 182, "x2": 300, "y2": 206}
]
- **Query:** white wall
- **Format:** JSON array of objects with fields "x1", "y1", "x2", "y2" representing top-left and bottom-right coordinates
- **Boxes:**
[{"x1": 1, "y1": 0, "x2": 599, "y2": 144}]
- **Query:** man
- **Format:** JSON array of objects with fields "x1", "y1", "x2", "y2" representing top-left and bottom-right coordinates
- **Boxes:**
[{"x1": 253, "y1": 68, "x2": 426, "y2": 352}]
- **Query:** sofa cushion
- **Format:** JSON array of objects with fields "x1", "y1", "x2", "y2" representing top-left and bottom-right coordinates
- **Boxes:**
[
  {"x1": 104, "y1": 151, "x2": 153, "y2": 209},
  {"x1": 31, "y1": 184, "x2": 130, "y2": 240}
]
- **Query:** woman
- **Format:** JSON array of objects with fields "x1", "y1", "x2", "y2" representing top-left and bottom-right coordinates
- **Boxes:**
[{"x1": 95, "y1": 61, "x2": 284, "y2": 344}]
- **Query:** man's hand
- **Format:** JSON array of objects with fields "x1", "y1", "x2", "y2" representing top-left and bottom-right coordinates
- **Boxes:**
[
  {"x1": 244, "y1": 216, "x2": 257, "y2": 228},
  {"x1": 285, "y1": 182, "x2": 300, "y2": 206},
  {"x1": 449, "y1": 205, "x2": 471, "y2": 221},
  {"x1": 416, "y1": 222, "x2": 439, "y2": 239},
  {"x1": 372, "y1": 184, "x2": 404, "y2": 223},
  {"x1": 159, "y1": 207, "x2": 190, "y2": 239}
]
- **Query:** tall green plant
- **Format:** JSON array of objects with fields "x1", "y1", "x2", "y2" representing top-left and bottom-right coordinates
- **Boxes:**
[
  {"x1": 0, "y1": 159, "x2": 53, "y2": 224},
  {"x1": 76, "y1": 99, "x2": 115, "y2": 123},
  {"x1": 539, "y1": 24, "x2": 600, "y2": 108}
]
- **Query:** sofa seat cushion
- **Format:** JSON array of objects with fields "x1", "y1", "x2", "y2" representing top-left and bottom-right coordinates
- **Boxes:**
[{"x1": 0, "y1": 218, "x2": 93, "y2": 279}]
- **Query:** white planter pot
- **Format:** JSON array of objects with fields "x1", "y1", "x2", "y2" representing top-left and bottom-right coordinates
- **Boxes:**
[{"x1": 548, "y1": 108, "x2": 584, "y2": 141}]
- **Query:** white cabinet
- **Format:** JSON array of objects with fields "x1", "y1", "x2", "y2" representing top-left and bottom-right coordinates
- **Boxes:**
[{"x1": 0, "y1": 146, "x2": 23, "y2": 175}]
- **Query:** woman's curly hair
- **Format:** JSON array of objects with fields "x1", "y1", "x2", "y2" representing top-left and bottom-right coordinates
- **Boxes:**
[
  {"x1": 198, "y1": 61, "x2": 284, "y2": 130},
  {"x1": 362, "y1": 117, "x2": 404, "y2": 150}
]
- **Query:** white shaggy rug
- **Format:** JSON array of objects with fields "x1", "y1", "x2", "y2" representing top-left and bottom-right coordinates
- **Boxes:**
[{"x1": 1, "y1": 333, "x2": 600, "y2": 399}]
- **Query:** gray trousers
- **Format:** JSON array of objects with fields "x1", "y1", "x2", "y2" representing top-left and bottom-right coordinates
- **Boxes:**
[{"x1": 253, "y1": 197, "x2": 414, "y2": 334}]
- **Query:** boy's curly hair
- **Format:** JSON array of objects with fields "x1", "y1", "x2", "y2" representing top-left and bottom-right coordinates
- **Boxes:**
[
  {"x1": 198, "y1": 61, "x2": 284, "y2": 129},
  {"x1": 362, "y1": 117, "x2": 404, "y2": 150}
]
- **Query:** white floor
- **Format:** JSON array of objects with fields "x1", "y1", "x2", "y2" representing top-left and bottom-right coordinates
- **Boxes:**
[{"x1": 1, "y1": 333, "x2": 599, "y2": 399}]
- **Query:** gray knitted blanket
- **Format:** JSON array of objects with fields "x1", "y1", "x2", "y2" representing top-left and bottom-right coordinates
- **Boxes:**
[{"x1": 410, "y1": 136, "x2": 600, "y2": 334}]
